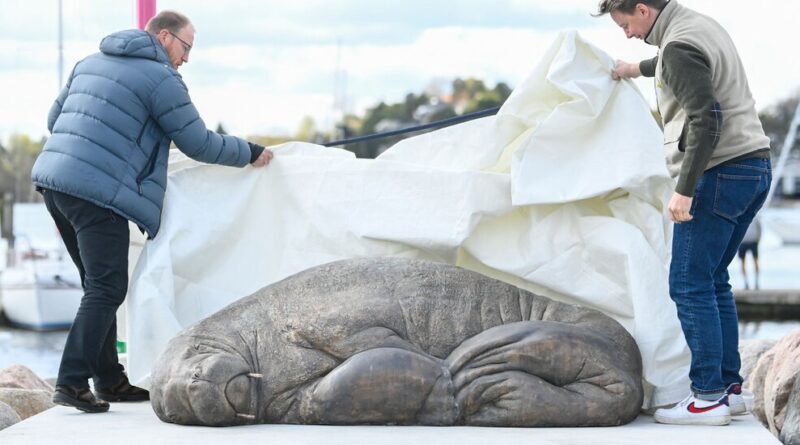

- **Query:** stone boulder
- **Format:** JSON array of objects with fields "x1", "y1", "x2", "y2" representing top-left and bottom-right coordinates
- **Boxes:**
[
  {"x1": 151, "y1": 258, "x2": 644, "y2": 428},
  {"x1": 0, "y1": 401, "x2": 21, "y2": 431},
  {"x1": 739, "y1": 339, "x2": 776, "y2": 387},
  {"x1": 0, "y1": 388, "x2": 54, "y2": 420},
  {"x1": 0, "y1": 364, "x2": 54, "y2": 392},
  {"x1": 751, "y1": 343, "x2": 775, "y2": 427},
  {"x1": 751, "y1": 330, "x2": 800, "y2": 437},
  {"x1": 782, "y1": 373, "x2": 800, "y2": 445}
]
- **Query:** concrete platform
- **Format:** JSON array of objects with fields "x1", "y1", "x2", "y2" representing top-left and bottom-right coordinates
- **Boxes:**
[
  {"x1": 0, "y1": 402, "x2": 781, "y2": 445},
  {"x1": 736, "y1": 288, "x2": 800, "y2": 320}
]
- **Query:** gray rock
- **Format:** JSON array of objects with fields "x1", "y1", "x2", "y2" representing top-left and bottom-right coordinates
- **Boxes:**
[
  {"x1": 782, "y1": 373, "x2": 800, "y2": 445},
  {"x1": 739, "y1": 339, "x2": 777, "y2": 387},
  {"x1": 762, "y1": 330, "x2": 800, "y2": 437},
  {"x1": 0, "y1": 388, "x2": 54, "y2": 420},
  {"x1": 0, "y1": 364, "x2": 54, "y2": 392},
  {"x1": 151, "y1": 258, "x2": 643, "y2": 427},
  {"x1": 0, "y1": 401, "x2": 21, "y2": 431},
  {"x1": 751, "y1": 345, "x2": 776, "y2": 427}
]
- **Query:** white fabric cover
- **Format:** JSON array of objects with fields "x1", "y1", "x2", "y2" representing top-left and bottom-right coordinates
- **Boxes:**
[{"x1": 126, "y1": 31, "x2": 690, "y2": 408}]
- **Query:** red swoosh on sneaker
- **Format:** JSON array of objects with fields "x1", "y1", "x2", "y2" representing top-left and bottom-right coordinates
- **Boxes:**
[{"x1": 687, "y1": 402, "x2": 723, "y2": 414}]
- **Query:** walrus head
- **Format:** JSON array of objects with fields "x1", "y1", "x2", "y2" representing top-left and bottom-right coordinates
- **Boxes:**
[{"x1": 150, "y1": 333, "x2": 264, "y2": 426}]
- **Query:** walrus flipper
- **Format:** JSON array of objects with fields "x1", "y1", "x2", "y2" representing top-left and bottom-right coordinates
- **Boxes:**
[
  {"x1": 446, "y1": 321, "x2": 643, "y2": 426},
  {"x1": 291, "y1": 347, "x2": 458, "y2": 425}
]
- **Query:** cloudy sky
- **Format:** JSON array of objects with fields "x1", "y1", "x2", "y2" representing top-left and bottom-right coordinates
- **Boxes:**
[{"x1": 1, "y1": 0, "x2": 798, "y2": 143}]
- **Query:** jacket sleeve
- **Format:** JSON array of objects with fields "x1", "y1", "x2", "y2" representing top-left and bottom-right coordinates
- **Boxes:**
[
  {"x1": 47, "y1": 67, "x2": 76, "y2": 133},
  {"x1": 148, "y1": 73, "x2": 251, "y2": 167},
  {"x1": 661, "y1": 42, "x2": 722, "y2": 197},
  {"x1": 639, "y1": 56, "x2": 658, "y2": 78}
]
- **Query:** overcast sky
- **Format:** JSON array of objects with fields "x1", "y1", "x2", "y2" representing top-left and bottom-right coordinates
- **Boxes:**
[{"x1": 1, "y1": 0, "x2": 798, "y2": 143}]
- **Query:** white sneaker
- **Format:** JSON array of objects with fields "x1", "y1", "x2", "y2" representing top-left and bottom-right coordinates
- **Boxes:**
[
  {"x1": 654, "y1": 393, "x2": 731, "y2": 426},
  {"x1": 726, "y1": 383, "x2": 754, "y2": 416}
]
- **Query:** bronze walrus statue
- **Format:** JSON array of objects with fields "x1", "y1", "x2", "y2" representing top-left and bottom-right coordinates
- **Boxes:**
[{"x1": 150, "y1": 258, "x2": 643, "y2": 427}]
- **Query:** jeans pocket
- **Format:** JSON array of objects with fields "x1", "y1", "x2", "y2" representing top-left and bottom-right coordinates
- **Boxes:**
[{"x1": 713, "y1": 174, "x2": 762, "y2": 222}]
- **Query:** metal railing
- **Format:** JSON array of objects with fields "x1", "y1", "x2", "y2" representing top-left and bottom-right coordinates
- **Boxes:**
[{"x1": 324, "y1": 106, "x2": 502, "y2": 148}]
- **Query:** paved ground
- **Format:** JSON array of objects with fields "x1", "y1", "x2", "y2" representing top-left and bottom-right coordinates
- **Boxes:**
[{"x1": 0, "y1": 402, "x2": 782, "y2": 445}]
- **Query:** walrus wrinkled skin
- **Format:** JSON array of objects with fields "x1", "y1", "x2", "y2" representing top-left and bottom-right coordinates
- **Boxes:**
[{"x1": 150, "y1": 258, "x2": 643, "y2": 427}]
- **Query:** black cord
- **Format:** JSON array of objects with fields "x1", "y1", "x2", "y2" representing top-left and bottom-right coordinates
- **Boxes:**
[{"x1": 324, "y1": 106, "x2": 502, "y2": 147}]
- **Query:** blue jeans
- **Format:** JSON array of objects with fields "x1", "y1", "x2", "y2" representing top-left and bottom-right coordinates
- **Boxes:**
[
  {"x1": 669, "y1": 157, "x2": 771, "y2": 400},
  {"x1": 41, "y1": 189, "x2": 129, "y2": 389}
]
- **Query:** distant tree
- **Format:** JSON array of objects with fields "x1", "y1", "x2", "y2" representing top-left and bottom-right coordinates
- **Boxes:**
[
  {"x1": 246, "y1": 134, "x2": 292, "y2": 148},
  {"x1": 494, "y1": 82, "x2": 513, "y2": 100},
  {"x1": 428, "y1": 106, "x2": 457, "y2": 122},
  {"x1": 215, "y1": 123, "x2": 228, "y2": 135},
  {"x1": 0, "y1": 134, "x2": 44, "y2": 203},
  {"x1": 759, "y1": 92, "x2": 800, "y2": 159},
  {"x1": 348, "y1": 94, "x2": 428, "y2": 158},
  {"x1": 462, "y1": 79, "x2": 512, "y2": 114},
  {"x1": 295, "y1": 116, "x2": 318, "y2": 142},
  {"x1": 334, "y1": 77, "x2": 512, "y2": 159}
]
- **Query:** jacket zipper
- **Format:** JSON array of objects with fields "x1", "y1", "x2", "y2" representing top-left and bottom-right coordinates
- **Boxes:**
[{"x1": 136, "y1": 117, "x2": 151, "y2": 146}]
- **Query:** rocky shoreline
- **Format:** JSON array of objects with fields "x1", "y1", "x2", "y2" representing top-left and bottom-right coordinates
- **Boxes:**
[
  {"x1": 0, "y1": 364, "x2": 55, "y2": 430},
  {"x1": 741, "y1": 330, "x2": 800, "y2": 444}
]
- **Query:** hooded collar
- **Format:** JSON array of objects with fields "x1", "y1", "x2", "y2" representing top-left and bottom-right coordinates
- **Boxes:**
[
  {"x1": 645, "y1": 0, "x2": 679, "y2": 46},
  {"x1": 99, "y1": 29, "x2": 171, "y2": 65}
]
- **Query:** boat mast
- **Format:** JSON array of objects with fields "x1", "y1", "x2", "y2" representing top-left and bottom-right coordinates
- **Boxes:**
[
  {"x1": 764, "y1": 101, "x2": 800, "y2": 209},
  {"x1": 57, "y1": 0, "x2": 63, "y2": 90}
]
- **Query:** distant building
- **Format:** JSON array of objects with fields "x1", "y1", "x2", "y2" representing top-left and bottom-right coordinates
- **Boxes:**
[{"x1": 412, "y1": 97, "x2": 453, "y2": 124}]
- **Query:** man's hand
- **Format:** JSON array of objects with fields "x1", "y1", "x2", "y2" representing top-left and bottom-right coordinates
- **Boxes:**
[
  {"x1": 611, "y1": 60, "x2": 642, "y2": 80},
  {"x1": 251, "y1": 148, "x2": 273, "y2": 167},
  {"x1": 668, "y1": 192, "x2": 694, "y2": 224}
]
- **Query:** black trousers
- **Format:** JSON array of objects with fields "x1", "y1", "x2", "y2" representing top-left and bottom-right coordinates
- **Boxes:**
[{"x1": 41, "y1": 189, "x2": 129, "y2": 389}]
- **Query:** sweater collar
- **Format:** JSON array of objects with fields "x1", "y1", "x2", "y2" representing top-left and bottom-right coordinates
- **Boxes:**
[{"x1": 645, "y1": 0, "x2": 679, "y2": 46}]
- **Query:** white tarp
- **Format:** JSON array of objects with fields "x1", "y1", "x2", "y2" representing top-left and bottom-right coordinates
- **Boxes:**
[{"x1": 126, "y1": 31, "x2": 690, "y2": 408}]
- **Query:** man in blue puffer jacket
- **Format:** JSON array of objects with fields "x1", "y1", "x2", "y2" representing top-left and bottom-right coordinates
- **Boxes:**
[{"x1": 31, "y1": 10, "x2": 273, "y2": 413}]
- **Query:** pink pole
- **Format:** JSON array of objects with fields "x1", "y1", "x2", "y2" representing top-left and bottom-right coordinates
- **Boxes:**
[{"x1": 137, "y1": 0, "x2": 157, "y2": 30}]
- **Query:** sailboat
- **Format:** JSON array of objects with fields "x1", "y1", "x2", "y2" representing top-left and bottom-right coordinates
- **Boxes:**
[{"x1": 0, "y1": 204, "x2": 82, "y2": 330}]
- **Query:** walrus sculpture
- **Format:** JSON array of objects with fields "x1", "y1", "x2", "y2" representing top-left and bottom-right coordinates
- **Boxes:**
[{"x1": 150, "y1": 258, "x2": 644, "y2": 427}]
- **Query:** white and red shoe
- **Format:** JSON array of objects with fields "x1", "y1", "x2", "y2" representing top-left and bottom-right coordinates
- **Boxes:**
[
  {"x1": 654, "y1": 393, "x2": 731, "y2": 426},
  {"x1": 726, "y1": 383, "x2": 754, "y2": 416}
]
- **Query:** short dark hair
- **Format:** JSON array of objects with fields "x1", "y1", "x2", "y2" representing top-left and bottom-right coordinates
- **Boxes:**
[
  {"x1": 594, "y1": 0, "x2": 669, "y2": 16},
  {"x1": 145, "y1": 10, "x2": 191, "y2": 35}
]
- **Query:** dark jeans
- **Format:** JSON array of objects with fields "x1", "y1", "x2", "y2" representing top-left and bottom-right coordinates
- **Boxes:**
[
  {"x1": 41, "y1": 189, "x2": 129, "y2": 389},
  {"x1": 668, "y1": 158, "x2": 771, "y2": 400}
]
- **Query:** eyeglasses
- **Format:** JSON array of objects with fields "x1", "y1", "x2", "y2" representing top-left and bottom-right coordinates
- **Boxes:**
[{"x1": 168, "y1": 31, "x2": 192, "y2": 55}]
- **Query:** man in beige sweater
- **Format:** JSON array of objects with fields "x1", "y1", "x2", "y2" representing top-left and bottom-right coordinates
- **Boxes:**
[{"x1": 596, "y1": 0, "x2": 771, "y2": 426}]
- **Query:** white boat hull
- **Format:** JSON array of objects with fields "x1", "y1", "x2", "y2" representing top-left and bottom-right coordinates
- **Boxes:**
[
  {"x1": 0, "y1": 203, "x2": 83, "y2": 330},
  {"x1": 0, "y1": 261, "x2": 82, "y2": 331},
  {"x1": 1, "y1": 285, "x2": 82, "y2": 331}
]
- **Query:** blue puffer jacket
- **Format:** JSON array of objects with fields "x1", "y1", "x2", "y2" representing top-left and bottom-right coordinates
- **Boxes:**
[{"x1": 32, "y1": 29, "x2": 251, "y2": 238}]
